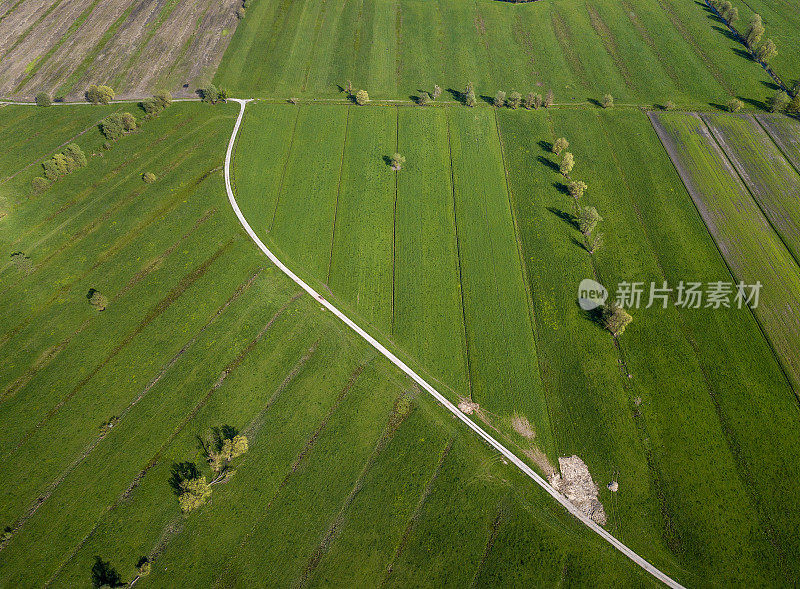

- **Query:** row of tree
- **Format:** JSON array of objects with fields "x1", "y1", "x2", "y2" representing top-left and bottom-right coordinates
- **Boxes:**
[
  {"x1": 709, "y1": 1, "x2": 777, "y2": 63},
  {"x1": 552, "y1": 137, "x2": 633, "y2": 336},
  {"x1": 31, "y1": 143, "x2": 87, "y2": 192}
]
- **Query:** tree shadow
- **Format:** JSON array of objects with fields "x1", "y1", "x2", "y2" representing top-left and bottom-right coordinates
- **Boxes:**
[
  {"x1": 708, "y1": 102, "x2": 730, "y2": 111},
  {"x1": 86, "y1": 288, "x2": 99, "y2": 300},
  {"x1": 732, "y1": 47, "x2": 755, "y2": 61},
  {"x1": 571, "y1": 236, "x2": 589, "y2": 252},
  {"x1": 479, "y1": 94, "x2": 495, "y2": 105},
  {"x1": 382, "y1": 155, "x2": 394, "y2": 167},
  {"x1": 552, "y1": 181, "x2": 570, "y2": 196},
  {"x1": 447, "y1": 88, "x2": 464, "y2": 103},
  {"x1": 538, "y1": 155, "x2": 560, "y2": 173},
  {"x1": 576, "y1": 299, "x2": 608, "y2": 330},
  {"x1": 547, "y1": 206, "x2": 579, "y2": 230},
  {"x1": 587, "y1": 98, "x2": 603, "y2": 108},
  {"x1": 761, "y1": 80, "x2": 780, "y2": 91},
  {"x1": 538, "y1": 139, "x2": 553, "y2": 153},
  {"x1": 741, "y1": 96, "x2": 769, "y2": 111},
  {"x1": 712, "y1": 25, "x2": 743, "y2": 45},
  {"x1": 335, "y1": 84, "x2": 345, "y2": 93}
]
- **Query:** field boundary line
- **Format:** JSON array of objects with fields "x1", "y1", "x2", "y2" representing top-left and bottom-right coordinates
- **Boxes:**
[
  {"x1": 268, "y1": 105, "x2": 300, "y2": 232},
  {"x1": 225, "y1": 98, "x2": 685, "y2": 589},
  {"x1": 326, "y1": 104, "x2": 350, "y2": 285}
]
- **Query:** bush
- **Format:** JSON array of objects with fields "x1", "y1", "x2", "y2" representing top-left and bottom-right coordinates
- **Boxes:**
[
  {"x1": 507, "y1": 91, "x2": 522, "y2": 109},
  {"x1": 236, "y1": 5, "x2": 245, "y2": 18},
  {"x1": 788, "y1": 93, "x2": 800, "y2": 114},
  {"x1": 768, "y1": 90, "x2": 790, "y2": 113},
  {"x1": 390, "y1": 153, "x2": 406, "y2": 171},
  {"x1": 418, "y1": 92, "x2": 431, "y2": 106},
  {"x1": 64, "y1": 143, "x2": 87, "y2": 168},
  {"x1": 35, "y1": 92, "x2": 51, "y2": 107},
  {"x1": 553, "y1": 137, "x2": 569, "y2": 156},
  {"x1": 525, "y1": 92, "x2": 542, "y2": 110},
  {"x1": 756, "y1": 38, "x2": 777, "y2": 62},
  {"x1": 88, "y1": 289, "x2": 109, "y2": 311},
  {"x1": 600, "y1": 301, "x2": 633, "y2": 336},
  {"x1": 100, "y1": 114, "x2": 126, "y2": 140},
  {"x1": 137, "y1": 559, "x2": 151, "y2": 577},
  {"x1": 493, "y1": 90, "x2": 506, "y2": 107},
  {"x1": 32, "y1": 176, "x2": 50, "y2": 192},
  {"x1": 465, "y1": 85, "x2": 477, "y2": 107},
  {"x1": 663, "y1": 100, "x2": 675, "y2": 111},
  {"x1": 42, "y1": 153, "x2": 68, "y2": 181},
  {"x1": 199, "y1": 85, "x2": 221, "y2": 104},
  {"x1": 601, "y1": 93, "x2": 614, "y2": 108},
  {"x1": 85, "y1": 84, "x2": 115, "y2": 105},
  {"x1": 544, "y1": 89, "x2": 554, "y2": 108},
  {"x1": 141, "y1": 91, "x2": 172, "y2": 116},
  {"x1": 432, "y1": 84, "x2": 442, "y2": 100},
  {"x1": 121, "y1": 112, "x2": 137, "y2": 131},
  {"x1": 142, "y1": 172, "x2": 157, "y2": 184},
  {"x1": 727, "y1": 98, "x2": 744, "y2": 112},
  {"x1": 355, "y1": 89, "x2": 370, "y2": 105}
]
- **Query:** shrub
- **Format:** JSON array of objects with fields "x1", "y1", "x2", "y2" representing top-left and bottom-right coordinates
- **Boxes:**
[
  {"x1": 142, "y1": 172, "x2": 157, "y2": 184},
  {"x1": 85, "y1": 84, "x2": 115, "y2": 105},
  {"x1": 601, "y1": 93, "x2": 614, "y2": 108},
  {"x1": 199, "y1": 84, "x2": 220, "y2": 103},
  {"x1": 587, "y1": 231, "x2": 604, "y2": 253},
  {"x1": 507, "y1": 91, "x2": 522, "y2": 109},
  {"x1": 663, "y1": 100, "x2": 676, "y2": 111},
  {"x1": 568, "y1": 180, "x2": 587, "y2": 200},
  {"x1": 493, "y1": 90, "x2": 506, "y2": 107},
  {"x1": 88, "y1": 289, "x2": 109, "y2": 311},
  {"x1": 432, "y1": 84, "x2": 442, "y2": 100},
  {"x1": 91, "y1": 556, "x2": 122, "y2": 588},
  {"x1": 418, "y1": 92, "x2": 431, "y2": 106},
  {"x1": 544, "y1": 89, "x2": 554, "y2": 108},
  {"x1": 137, "y1": 559, "x2": 151, "y2": 577},
  {"x1": 100, "y1": 113, "x2": 126, "y2": 140},
  {"x1": 154, "y1": 91, "x2": 172, "y2": 108},
  {"x1": 768, "y1": 90, "x2": 790, "y2": 113},
  {"x1": 103, "y1": 141, "x2": 112, "y2": 150},
  {"x1": 390, "y1": 153, "x2": 406, "y2": 171},
  {"x1": 727, "y1": 98, "x2": 744, "y2": 112},
  {"x1": 560, "y1": 152, "x2": 575, "y2": 176},
  {"x1": 1, "y1": 527, "x2": 11, "y2": 542},
  {"x1": 10, "y1": 252, "x2": 33, "y2": 275},
  {"x1": 553, "y1": 137, "x2": 569, "y2": 156},
  {"x1": 600, "y1": 300, "x2": 633, "y2": 336},
  {"x1": 64, "y1": 143, "x2": 87, "y2": 168},
  {"x1": 788, "y1": 93, "x2": 800, "y2": 114},
  {"x1": 178, "y1": 477, "x2": 212, "y2": 512},
  {"x1": 42, "y1": 153, "x2": 69, "y2": 181},
  {"x1": 756, "y1": 38, "x2": 777, "y2": 62},
  {"x1": 121, "y1": 112, "x2": 137, "y2": 131},
  {"x1": 465, "y1": 84, "x2": 477, "y2": 107},
  {"x1": 32, "y1": 176, "x2": 50, "y2": 192},
  {"x1": 355, "y1": 89, "x2": 370, "y2": 105},
  {"x1": 169, "y1": 462, "x2": 201, "y2": 495},
  {"x1": 141, "y1": 91, "x2": 172, "y2": 116},
  {"x1": 35, "y1": 92, "x2": 51, "y2": 107}
]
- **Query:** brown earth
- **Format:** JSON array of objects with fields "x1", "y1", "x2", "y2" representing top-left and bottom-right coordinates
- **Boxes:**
[{"x1": 0, "y1": 0, "x2": 241, "y2": 99}]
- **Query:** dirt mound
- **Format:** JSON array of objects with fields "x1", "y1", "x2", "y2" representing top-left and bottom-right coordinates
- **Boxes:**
[
  {"x1": 457, "y1": 398, "x2": 479, "y2": 415},
  {"x1": 511, "y1": 413, "x2": 535, "y2": 439},
  {"x1": 548, "y1": 455, "x2": 607, "y2": 525}
]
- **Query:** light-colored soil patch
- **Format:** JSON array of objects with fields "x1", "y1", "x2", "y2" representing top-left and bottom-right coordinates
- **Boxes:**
[
  {"x1": 548, "y1": 455, "x2": 607, "y2": 525},
  {"x1": 511, "y1": 412, "x2": 535, "y2": 439},
  {"x1": 457, "y1": 397, "x2": 479, "y2": 415}
]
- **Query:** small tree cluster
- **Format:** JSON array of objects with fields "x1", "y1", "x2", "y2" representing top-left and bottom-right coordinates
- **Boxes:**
[
  {"x1": 727, "y1": 98, "x2": 744, "y2": 112},
  {"x1": 745, "y1": 14, "x2": 764, "y2": 49},
  {"x1": 560, "y1": 152, "x2": 575, "y2": 177},
  {"x1": 142, "y1": 171, "x2": 157, "y2": 184},
  {"x1": 41, "y1": 143, "x2": 87, "y2": 182},
  {"x1": 418, "y1": 91, "x2": 432, "y2": 106},
  {"x1": 85, "y1": 84, "x2": 115, "y2": 105},
  {"x1": 768, "y1": 90, "x2": 790, "y2": 113},
  {"x1": 544, "y1": 89, "x2": 555, "y2": 108},
  {"x1": 88, "y1": 288, "x2": 109, "y2": 311},
  {"x1": 494, "y1": 90, "x2": 506, "y2": 107},
  {"x1": 199, "y1": 85, "x2": 228, "y2": 104},
  {"x1": 141, "y1": 91, "x2": 172, "y2": 116},
  {"x1": 524, "y1": 92, "x2": 543, "y2": 110},
  {"x1": 390, "y1": 153, "x2": 406, "y2": 171},
  {"x1": 100, "y1": 112, "x2": 137, "y2": 141},
  {"x1": 198, "y1": 425, "x2": 249, "y2": 478},
  {"x1": 35, "y1": 92, "x2": 51, "y2": 107},
  {"x1": 599, "y1": 300, "x2": 633, "y2": 336},
  {"x1": 355, "y1": 89, "x2": 370, "y2": 105},
  {"x1": 710, "y1": 0, "x2": 738, "y2": 25}
]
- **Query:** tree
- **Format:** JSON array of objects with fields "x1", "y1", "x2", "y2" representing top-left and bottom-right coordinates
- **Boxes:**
[
  {"x1": 601, "y1": 93, "x2": 614, "y2": 108},
  {"x1": 568, "y1": 180, "x2": 587, "y2": 200},
  {"x1": 600, "y1": 300, "x2": 633, "y2": 336},
  {"x1": 35, "y1": 92, "x2": 51, "y2": 107},
  {"x1": 524, "y1": 92, "x2": 540, "y2": 109},
  {"x1": 494, "y1": 90, "x2": 506, "y2": 107},
  {"x1": 726, "y1": 6, "x2": 738, "y2": 24},
  {"x1": 553, "y1": 137, "x2": 569, "y2": 156},
  {"x1": 355, "y1": 89, "x2": 370, "y2": 105},
  {"x1": 745, "y1": 14, "x2": 764, "y2": 48},
  {"x1": 768, "y1": 90, "x2": 790, "y2": 113},
  {"x1": 218, "y1": 87, "x2": 229, "y2": 102},
  {"x1": 197, "y1": 426, "x2": 249, "y2": 479},
  {"x1": 544, "y1": 89, "x2": 554, "y2": 108},
  {"x1": 199, "y1": 84, "x2": 220, "y2": 104},
  {"x1": 91, "y1": 556, "x2": 122, "y2": 588},
  {"x1": 560, "y1": 152, "x2": 574, "y2": 176},
  {"x1": 136, "y1": 557, "x2": 151, "y2": 577},
  {"x1": 85, "y1": 84, "x2": 115, "y2": 105},
  {"x1": 578, "y1": 206, "x2": 602, "y2": 236},
  {"x1": 507, "y1": 91, "x2": 522, "y2": 109},
  {"x1": 756, "y1": 38, "x2": 777, "y2": 62},
  {"x1": 121, "y1": 112, "x2": 137, "y2": 131},
  {"x1": 178, "y1": 477, "x2": 212, "y2": 512},
  {"x1": 727, "y1": 98, "x2": 744, "y2": 112},
  {"x1": 390, "y1": 153, "x2": 406, "y2": 171},
  {"x1": 345, "y1": 79, "x2": 353, "y2": 96},
  {"x1": 64, "y1": 143, "x2": 87, "y2": 168},
  {"x1": 88, "y1": 289, "x2": 109, "y2": 311},
  {"x1": 143, "y1": 172, "x2": 157, "y2": 183},
  {"x1": 154, "y1": 91, "x2": 172, "y2": 109},
  {"x1": 432, "y1": 84, "x2": 442, "y2": 100},
  {"x1": 418, "y1": 91, "x2": 431, "y2": 106},
  {"x1": 587, "y1": 231, "x2": 604, "y2": 254},
  {"x1": 100, "y1": 113, "x2": 125, "y2": 140},
  {"x1": 663, "y1": 100, "x2": 676, "y2": 111},
  {"x1": 788, "y1": 93, "x2": 800, "y2": 114},
  {"x1": 32, "y1": 176, "x2": 49, "y2": 192},
  {"x1": 465, "y1": 83, "x2": 477, "y2": 107}
]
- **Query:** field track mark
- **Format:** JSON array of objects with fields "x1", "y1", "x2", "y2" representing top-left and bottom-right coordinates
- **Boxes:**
[
  {"x1": 653, "y1": 0, "x2": 734, "y2": 95},
  {"x1": 41, "y1": 292, "x2": 306, "y2": 583},
  {"x1": 326, "y1": 104, "x2": 351, "y2": 285},
  {"x1": 380, "y1": 437, "x2": 453, "y2": 586},
  {"x1": 7, "y1": 240, "x2": 234, "y2": 453},
  {"x1": 0, "y1": 207, "x2": 216, "y2": 399},
  {"x1": 754, "y1": 116, "x2": 800, "y2": 178},
  {"x1": 647, "y1": 111, "x2": 799, "y2": 398},
  {"x1": 700, "y1": 114, "x2": 800, "y2": 270},
  {"x1": 300, "y1": 0, "x2": 329, "y2": 93},
  {"x1": 0, "y1": 268, "x2": 263, "y2": 553},
  {"x1": 618, "y1": 0, "x2": 682, "y2": 88},
  {"x1": 296, "y1": 386, "x2": 412, "y2": 588},
  {"x1": 226, "y1": 99, "x2": 685, "y2": 589},
  {"x1": 445, "y1": 110, "x2": 473, "y2": 399},
  {"x1": 585, "y1": 3, "x2": 635, "y2": 91},
  {"x1": 469, "y1": 500, "x2": 505, "y2": 588},
  {"x1": 597, "y1": 112, "x2": 789, "y2": 570},
  {"x1": 390, "y1": 106, "x2": 399, "y2": 335},
  {"x1": 0, "y1": 0, "x2": 66, "y2": 60},
  {"x1": 549, "y1": 7, "x2": 588, "y2": 90},
  {"x1": 212, "y1": 339, "x2": 356, "y2": 589},
  {"x1": 493, "y1": 109, "x2": 554, "y2": 443},
  {"x1": 268, "y1": 106, "x2": 300, "y2": 232}
]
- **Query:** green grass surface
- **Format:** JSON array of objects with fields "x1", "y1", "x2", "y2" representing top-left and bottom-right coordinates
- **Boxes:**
[
  {"x1": 650, "y1": 110, "x2": 800, "y2": 390},
  {"x1": 0, "y1": 101, "x2": 663, "y2": 587},
  {"x1": 215, "y1": 0, "x2": 775, "y2": 107}
]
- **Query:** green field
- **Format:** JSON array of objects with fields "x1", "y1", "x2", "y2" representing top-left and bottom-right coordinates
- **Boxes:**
[
  {"x1": 215, "y1": 0, "x2": 779, "y2": 107},
  {"x1": 0, "y1": 101, "x2": 668, "y2": 587}
]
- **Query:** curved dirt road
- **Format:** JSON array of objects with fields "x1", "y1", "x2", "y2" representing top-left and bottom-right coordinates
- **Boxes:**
[{"x1": 224, "y1": 98, "x2": 684, "y2": 589}]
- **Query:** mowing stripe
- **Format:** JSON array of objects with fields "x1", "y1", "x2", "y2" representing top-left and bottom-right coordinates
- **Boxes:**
[{"x1": 225, "y1": 99, "x2": 685, "y2": 589}]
